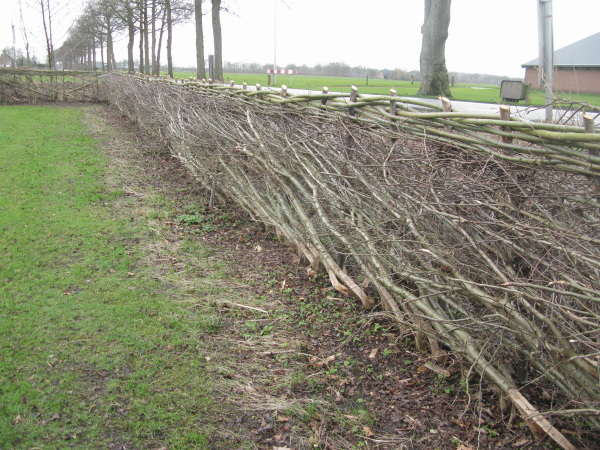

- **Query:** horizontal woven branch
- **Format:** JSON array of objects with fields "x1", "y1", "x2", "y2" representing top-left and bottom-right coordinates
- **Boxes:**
[{"x1": 125, "y1": 73, "x2": 600, "y2": 176}]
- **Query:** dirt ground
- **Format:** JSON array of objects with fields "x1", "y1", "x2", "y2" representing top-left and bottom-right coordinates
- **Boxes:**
[{"x1": 85, "y1": 104, "x2": 596, "y2": 450}]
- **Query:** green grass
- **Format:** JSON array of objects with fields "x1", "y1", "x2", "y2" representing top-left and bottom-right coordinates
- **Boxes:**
[
  {"x1": 0, "y1": 106, "x2": 219, "y2": 448},
  {"x1": 166, "y1": 71, "x2": 600, "y2": 107}
]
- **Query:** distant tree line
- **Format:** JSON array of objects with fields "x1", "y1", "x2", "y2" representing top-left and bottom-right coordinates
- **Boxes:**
[
  {"x1": 448, "y1": 71, "x2": 517, "y2": 85},
  {"x1": 218, "y1": 61, "x2": 516, "y2": 86},
  {"x1": 37, "y1": 0, "x2": 227, "y2": 80},
  {"x1": 1, "y1": 47, "x2": 45, "y2": 68}
]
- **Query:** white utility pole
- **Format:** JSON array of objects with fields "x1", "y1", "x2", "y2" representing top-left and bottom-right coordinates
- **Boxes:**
[
  {"x1": 537, "y1": 0, "x2": 554, "y2": 122},
  {"x1": 273, "y1": 0, "x2": 277, "y2": 86}
]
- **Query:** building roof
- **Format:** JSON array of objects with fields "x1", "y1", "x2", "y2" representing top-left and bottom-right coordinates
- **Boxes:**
[{"x1": 522, "y1": 32, "x2": 600, "y2": 68}]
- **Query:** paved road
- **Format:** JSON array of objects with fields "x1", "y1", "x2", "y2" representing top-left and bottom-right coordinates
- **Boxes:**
[{"x1": 231, "y1": 83, "x2": 600, "y2": 127}]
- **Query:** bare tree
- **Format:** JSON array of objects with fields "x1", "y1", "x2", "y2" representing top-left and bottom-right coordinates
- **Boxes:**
[
  {"x1": 19, "y1": 0, "x2": 32, "y2": 68},
  {"x1": 165, "y1": 0, "x2": 173, "y2": 76},
  {"x1": 105, "y1": 0, "x2": 139, "y2": 73},
  {"x1": 163, "y1": 0, "x2": 192, "y2": 77},
  {"x1": 40, "y1": 0, "x2": 55, "y2": 69},
  {"x1": 151, "y1": 0, "x2": 157, "y2": 74},
  {"x1": 417, "y1": 0, "x2": 451, "y2": 97},
  {"x1": 194, "y1": 0, "x2": 206, "y2": 79},
  {"x1": 211, "y1": 0, "x2": 222, "y2": 81},
  {"x1": 155, "y1": 7, "x2": 167, "y2": 74},
  {"x1": 93, "y1": 0, "x2": 122, "y2": 71}
]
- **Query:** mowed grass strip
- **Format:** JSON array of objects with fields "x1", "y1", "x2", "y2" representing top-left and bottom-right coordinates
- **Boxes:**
[{"x1": 0, "y1": 106, "x2": 216, "y2": 448}]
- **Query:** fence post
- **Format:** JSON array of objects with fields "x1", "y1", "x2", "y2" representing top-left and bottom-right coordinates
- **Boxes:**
[
  {"x1": 320, "y1": 87, "x2": 329, "y2": 107},
  {"x1": 584, "y1": 114, "x2": 600, "y2": 192},
  {"x1": 500, "y1": 105, "x2": 513, "y2": 148},
  {"x1": 230, "y1": 80, "x2": 235, "y2": 87},
  {"x1": 202, "y1": 78, "x2": 206, "y2": 85},
  {"x1": 441, "y1": 97, "x2": 452, "y2": 133},
  {"x1": 349, "y1": 85, "x2": 358, "y2": 117},
  {"x1": 243, "y1": 82, "x2": 247, "y2": 90},
  {"x1": 389, "y1": 88, "x2": 397, "y2": 120},
  {"x1": 256, "y1": 83, "x2": 262, "y2": 100},
  {"x1": 208, "y1": 78, "x2": 213, "y2": 85},
  {"x1": 389, "y1": 89, "x2": 399, "y2": 145},
  {"x1": 280, "y1": 85, "x2": 287, "y2": 97},
  {"x1": 500, "y1": 105, "x2": 522, "y2": 208}
]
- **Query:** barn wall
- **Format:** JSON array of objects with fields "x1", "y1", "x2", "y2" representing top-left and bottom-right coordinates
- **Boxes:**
[{"x1": 524, "y1": 67, "x2": 600, "y2": 95}]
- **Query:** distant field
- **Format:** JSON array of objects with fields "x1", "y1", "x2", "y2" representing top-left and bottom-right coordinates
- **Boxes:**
[{"x1": 167, "y1": 71, "x2": 600, "y2": 107}]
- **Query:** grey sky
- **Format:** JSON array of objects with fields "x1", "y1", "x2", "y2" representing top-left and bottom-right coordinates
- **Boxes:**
[{"x1": 1, "y1": 0, "x2": 598, "y2": 78}]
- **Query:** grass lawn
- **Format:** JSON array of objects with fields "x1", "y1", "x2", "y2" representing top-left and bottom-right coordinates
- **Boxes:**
[
  {"x1": 166, "y1": 71, "x2": 600, "y2": 108},
  {"x1": 0, "y1": 106, "x2": 223, "y2": 448}
]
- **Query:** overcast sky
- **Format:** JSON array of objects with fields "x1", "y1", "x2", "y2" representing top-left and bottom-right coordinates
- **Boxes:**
[{"x1": 1, "y1": 0, "x2": 598, "y2": 78}]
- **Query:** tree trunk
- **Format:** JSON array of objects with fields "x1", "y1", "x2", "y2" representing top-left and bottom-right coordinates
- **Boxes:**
[
  {"x1": 194, "y1": 0, "x2": 206, "y2": 79},
  {"x1": 100, "y1": 36, "x2": 105, "y2": 72},
  {"x1": 417, "y1": 0, "x2": 452, "y2": 97},
  {"x1": 139, "y1": 0, "x2": 144, "y2": 74},
  {"x1": 143, "y1": 0, "x2": 150, "y2": 75},
  {"x1": 107, "y1": 22, "x2": 114, "y2": 71},
  {"x1": 156, "y1": 9, "x2": 166, "y2": 74},
  {"x1": 40, "y1": 0, "x2": 54, "y2": 70},
  {"x1": 166, "y1": 0, "x2": 173, "y2": 77},
  {"x1": 127, "y1": 9, "x2": 135, "y2": 73},
  {"x1": 151, "y1": 0, "x2": 156, "y2": 75},
  {"x1": 92, "y1": 38, "x2": 96, "y2": 71},
  {"x1": 211, "y1": 0, "x2": 223, "y2": 81}
]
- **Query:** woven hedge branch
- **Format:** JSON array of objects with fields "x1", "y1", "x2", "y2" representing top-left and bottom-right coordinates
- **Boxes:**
[
  {"x1": 106, "y1": 73, "x2": 599, "y2": 447},
  {"x1": 0, "y1": 68, "x2": 105, "y2": 103}
]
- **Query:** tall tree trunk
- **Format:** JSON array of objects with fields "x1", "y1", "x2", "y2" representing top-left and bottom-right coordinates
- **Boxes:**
[
  {"x1": 151, "y1": 0, "x2": 156, "y2": 75},
  {"x1": 41, "y1": 0, "x2": 54, "y2": 69},
  {"x1": 19, "y1": 0, "x2": 31, "y2": 68},
  {"x1": 211, "y1": 0, "x2": 223, "y2": 81},
  {"x1": 91, "y1": 39, "x2": 96, "y2": 70},
  {"x1": 100, "y1": 36, "x2": 105, "y2": 72},
  {"x1": 143, "y1": 0, "x2": 150, "y2": 75},
  {"x1": 417, "y1": 0, "x2": 452, "y2": 97},
  {"x1": 165, "y1": 0, "x2": 173, "y2": 77},
  {"x1": 107, "y1": 21, "x2": 114, "y2": 71},
  {"x1": 194, "y1": 0, "x2": 206, "y2": 80},
  {"x1": 127, "y1": 10, "x2": 135, "y2": 73},
  {"x1": 156, "y1": 9, "x2": 166, "y2": 74},
  {"x1": 139, "y1": 0, "x2": 144, "y2": 74}
]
